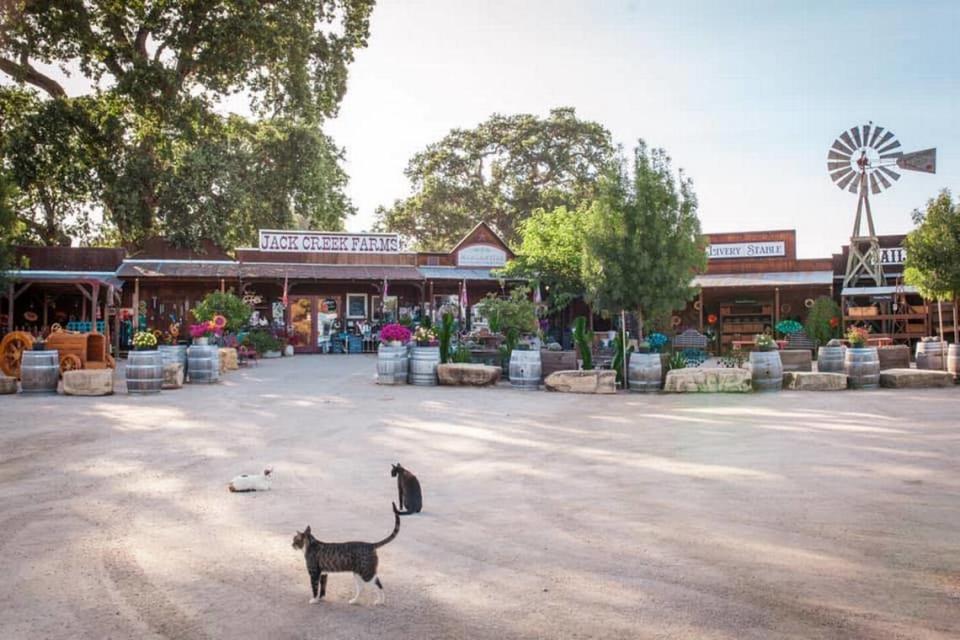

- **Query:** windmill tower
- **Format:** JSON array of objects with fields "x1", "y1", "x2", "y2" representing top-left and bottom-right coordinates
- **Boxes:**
[{"x1": 827, "y1": 124, "x2": 936, "y2": 289}]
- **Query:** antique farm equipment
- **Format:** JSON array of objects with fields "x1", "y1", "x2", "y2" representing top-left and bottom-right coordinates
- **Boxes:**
[
  {"x1": 376, "y1": 343, "x2": 408, "y2": 385},
  {"x1": 508, "y1": 349, "x2": 542, "y2": 390},
  {"x1": 844, "y1": 347, "x2": 880, "y2": 389},
  {"x1": 1, "y1": 328, "x2": 114, "y2": 379},
  {"x1": 20, "y1": 350, "x2": 60, "y2": 393},
  {"x1": 627, "y1": 352, "x2": 662, "y2": 392},
  {"x1": 749, "y1": 350, "x2": 783, "y2": 392},
  {"x1": 125, "y1": 350, "x2": 164, "y2": 394},
  {"x1": 828, "y1": 124, "x2": 936, "y2": 288},
  {"x1": 408, "y1": 346, "x2": 440, "y2": 386}
]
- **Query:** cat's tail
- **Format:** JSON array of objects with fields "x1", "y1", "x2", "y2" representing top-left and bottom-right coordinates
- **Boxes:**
[{"x1": 373, "y1": 503, "x2": 402, "y2": 548}]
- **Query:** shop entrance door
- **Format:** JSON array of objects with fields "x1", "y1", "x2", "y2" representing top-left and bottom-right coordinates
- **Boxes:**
[{"x1": 288, "y1": 296, "x2": 342, "y2": 353}]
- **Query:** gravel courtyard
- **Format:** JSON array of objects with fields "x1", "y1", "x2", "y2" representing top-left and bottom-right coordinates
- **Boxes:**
[{"x1": 1, "y1": 356, "x2": 958, "y2": 640}]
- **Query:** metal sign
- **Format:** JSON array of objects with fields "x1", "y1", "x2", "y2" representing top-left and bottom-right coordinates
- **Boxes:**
[
  {"x1": 880, "y1": 247, "x2": 907, "y2": 265},
  {"x1": 707, "y1": 241, "x2": 785, "y2": 259},
  {"x1": 258, "y1": 230, "x2": 401, "y2": 254},
  {"x1": 457, "y1": 245, "x2": 507, "y2": 267}
]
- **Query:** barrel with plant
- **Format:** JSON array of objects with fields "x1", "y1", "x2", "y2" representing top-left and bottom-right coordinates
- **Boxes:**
[{"x1": 843, "y1": 326, "x2": 879, "y2": 389}]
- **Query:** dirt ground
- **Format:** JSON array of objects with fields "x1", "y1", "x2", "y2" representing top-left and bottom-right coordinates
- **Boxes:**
[{"x1": 1, "y1": 356, "x2": 959, "y2": 640}]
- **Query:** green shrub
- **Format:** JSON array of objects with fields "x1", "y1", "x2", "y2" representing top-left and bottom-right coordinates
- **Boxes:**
[
  {"x1": 804, "y1": 297, "x2": 841, "y2": 346},
  {"x1": 451, "y1": 344, "x2": 472, "y2": 363},
  {"x1": 667, "y1": 352, "x2": 687, "y2": 371},
  {"x1": 193, "y1": 292, "x2": 252, "y2": 333},
  {"x1": 572, "y1": 316, "x2": 594, "y2": 370},
  {"x1": 243, "y1": 329, "x2": 281, "y2": 354}
]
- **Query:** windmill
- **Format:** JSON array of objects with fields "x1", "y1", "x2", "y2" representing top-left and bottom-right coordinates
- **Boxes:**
[{"x1": 827, "y1": 123, "x2": 936, "y2": 288}]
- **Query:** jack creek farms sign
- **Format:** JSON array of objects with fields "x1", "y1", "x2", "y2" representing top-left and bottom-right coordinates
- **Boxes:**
[
  {"x1": 707, "y1": 241, "x2": 786, "y2": 259},
  {"x1": 258, "y1": 230, "x2": 401, "y2": 253}
]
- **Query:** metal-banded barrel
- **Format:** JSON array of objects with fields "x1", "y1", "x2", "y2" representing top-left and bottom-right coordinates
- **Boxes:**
[
  {"x1": 947, "y1": 344, "x2": 959, "y2": 380},
  {"x1": 749, "y1": 350, "x2": 783, "y2": 392},
  {"x1": 125, "y1": 350, "x2": 163, "y2": 394},
  {"x1": 159, "y1": 344, "x2": 188, "y2": 376},
  {"x1": 408, "y1": 346, "x2": 439, "y2": 386},
  {"x1": 817, "y1": 345, "x2": 845, "y2": 373},
  {"x1": 844, "y1": 347, "x2": 880, "y2": 389},
  {"x1": 628, "y1": 353, "x2": 662, "y2": 392},
  {"x1": 187, "y1": 344, "x2": 220, "y2": 384},
  {"x1": 916, "y1": 340, "x2": 946, "y2": 370},
  {"x1": 509, "y1": 350, "x2": 542, "y2": 390},
  {"x1": 377, "y1": 344, "x2": 409, "y2": 385},
  {"x1": 21, "y1": 350, "x2": 60, "y2": 393}
]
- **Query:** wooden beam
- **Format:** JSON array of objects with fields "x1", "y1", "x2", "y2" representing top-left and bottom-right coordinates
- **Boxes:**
[
  {"x1": 774, "y1": 288, "x2": 780, "y2": 328},
  {"x1": 75, "y1": 283, "x2": 93, "y2": 302},
  {"x1": 13, "y1": 282, "x2": 31, "y2": 300}
]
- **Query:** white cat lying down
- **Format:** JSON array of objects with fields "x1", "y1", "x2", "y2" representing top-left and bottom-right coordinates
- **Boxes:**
[{"x1": 228, "y1": 468, "x2": 273, "y2": 492}]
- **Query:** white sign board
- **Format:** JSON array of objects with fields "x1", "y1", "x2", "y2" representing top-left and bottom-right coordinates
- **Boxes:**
[
  {"x1": 880, "y1": 247, "x2": 906, "y2": 265},
  {"x1": 258, "y1": 230, "x2": 401, "y2": 253},
  {"x1": 707, "y1": 241, "x2": 785, "y2": 260},
  {"x1": 457, "y1": 244, "x2": 507, "y2": 267}
]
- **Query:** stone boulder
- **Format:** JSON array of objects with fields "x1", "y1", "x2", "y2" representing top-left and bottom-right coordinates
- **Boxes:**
[
  {"x1": 0, "y1": 376, "x2": 17, "y2": 394},
  {"x1": 782, "y1": 371, "x2": 847, "y2": 391},
  {"x1": 878, "y1": 345, "x2": 910, "y2": 370},
  {"x1": 779, "y1": 349, "x2": 812, "y2": 373},
  {"x1": 163, "y1": 362, "x2": 185, "y2": 389},
  {"x1": 663, "y1": 368, "x2": 751, "y2": 393},
  {"x1": 62, "y1": 369, "x2": 114, "y2": 396},
  {"x1": 437, "y1": 363, "x2": 501, "y2": 386},
  {"x1": 879, "y1": 368, "x2": 954, "y2": 389},
  {"x1": 544, "y1": 370, "x2": 616, "y2": 394},
  {"x1": 219, "y1": 347, "x2": 239, "y2": 372}
]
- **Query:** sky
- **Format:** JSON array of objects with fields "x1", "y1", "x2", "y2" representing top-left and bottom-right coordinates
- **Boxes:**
[{"x1": 316, "y1": 0, "x2": 959, "y2": 258}]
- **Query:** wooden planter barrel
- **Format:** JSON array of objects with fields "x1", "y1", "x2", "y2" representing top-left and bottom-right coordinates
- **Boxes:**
[
  {"x1": 187, "y1": 344, "x2": 220, "y2": 384},
  {"x1": 844, "y1": 347, "x2": 880, "y2": 389},
  {"x1": 21, "y1": 350, "x2": 60, "y2": 393},
  {"x1": 377, "y1": 344, "x2": 409, "y2": 385},
  {"x1": 817, "y1": 345, "x2": 845, "y2": 373},
  {"x1": 126, "y1": 350, "x2": 163, "y2": 394},
  {"x1": 159, "y1": 344, "x2": 188, "y2": 376},
  {"x1": 408, "y1": 346, "x2": 439, "y2": 386},
  {"x1": 916, "y1": 340, "x2": 946, "y2": 370},
  {"x1": 749, "y1": 349, "x2": 783, "y2": 392},
  {"x1": 509, "y1": 350, "x2": 542, "y2": 390},
  {"x1": 627, "y1": 352, "x2": 662, "y2": 392},
  {"x1": 947, "y1": 344, "x2": 959, "y2": 380}
]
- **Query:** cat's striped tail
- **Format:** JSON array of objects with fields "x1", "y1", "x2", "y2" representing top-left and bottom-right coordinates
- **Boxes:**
[{"x1": 373, "y1": 503, "x2": 402, "y2": 548}]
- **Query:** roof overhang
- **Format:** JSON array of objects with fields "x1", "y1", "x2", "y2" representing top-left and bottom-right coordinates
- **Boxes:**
[
  {"x1": 841, "y1": 285, "x2": 919, "y2": 297},
  {"x1": 693, "y1": 271, "x2": 834, "y2": 288},
  {"x1": 4, "y1": 270, "x2": 124, "y2": 289}
]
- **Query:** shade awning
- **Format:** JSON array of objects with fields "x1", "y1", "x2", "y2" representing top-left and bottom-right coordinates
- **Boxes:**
[
  {"x1": 240, "y1": 263, "x2": 423, "y2": 281},
  {"x1": 418, "y1": 266, "x2": 517, "y2": 281},
  {"x1": 116, "y1": 260, "x2": 240, "y2": 279},
  {"x1": 694, "y1": 271, "x2": 834, "y2": 288},
  {"x1": 5, "y1": 270, "x2": 124, "y2": 289},
  {"x1": 841, "y1": 285, "x2": 919, "y2": 296}
]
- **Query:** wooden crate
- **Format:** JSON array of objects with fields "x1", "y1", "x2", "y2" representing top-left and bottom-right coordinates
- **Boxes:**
[{"x1": 848, "y1": 306, "x2": 879, "y2": 317}]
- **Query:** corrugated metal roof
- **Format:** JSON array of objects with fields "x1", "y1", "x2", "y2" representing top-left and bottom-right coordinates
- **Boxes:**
[
  {"x1": 418, "y1": 267, "x2": 515, "y2": 281},
  {"x1": 6, "y1": 270, "x2": 124, "y2": 289},
  {"x1": 116, "y1": 261, "x2": 240, "y2": 278},
  {"x1": 693, "y1": 271, "x2": 834, "y2": 288},
  {"x1": 840, "y1": 285, "x2": 919, "y2": 296},
  {"x1": 240, "y1": 263, "x2": 423, "y2": 280}
]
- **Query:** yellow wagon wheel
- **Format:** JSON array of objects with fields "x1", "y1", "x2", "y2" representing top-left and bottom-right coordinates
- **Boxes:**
[
  {"x1": 0, "y1": 331, "x2": 35, "y2": 379},
  {"x1": 59, "y1": 354, "x2": 82, "y2": 374}
]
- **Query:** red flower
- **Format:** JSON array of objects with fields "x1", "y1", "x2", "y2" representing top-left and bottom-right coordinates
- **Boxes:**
[
  {"x1": 829, "y1": 317, "x2": 839, "y2": 328},
  {"x1": 707, "y1": 314, "x2": 718, "y2": 325}
]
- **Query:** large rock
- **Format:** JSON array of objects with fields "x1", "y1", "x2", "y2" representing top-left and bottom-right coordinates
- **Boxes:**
[
  {"x1": 879, "y1": 368, "x2": 954, "y2": 389},
  {"x1": 62, "y1": 369, "x2": 114, "y2": 396},
  {"x1": 663, "y1": 368, "x2": 751, "y2": 393},
  {"x1": 163, "y1": 362, "x2": 185, "y2": 389},
  {"x1": 545, "y1": 370, "x2": 616, "y2": 394},
  {"x1": 0, "y1": 376, "x2": 17, "y2": 394},
  {"x1": 878, "y1": 345, "x2": 910, "y2": 370},
  {"x1": 782, "y1": 371, "x2": 847, "y2": 391},
  {"x1": 779, "y1": 349, "x2": 812, "y2": 373},
  {"x1": 219, "y1": 347, "x2": 239, "y2": 372},
  {"x1": 437, "y1": 363, "x2": 501, "y2": 386}
]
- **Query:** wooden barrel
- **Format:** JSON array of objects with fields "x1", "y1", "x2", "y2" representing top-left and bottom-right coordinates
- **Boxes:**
[
  {"x1": 125, "y1": 350, "x2": 163, "y2": 394},
  {"x1": 509, "y1": 350, "x2": 542, "y2": 390},
  {"x1": 20, "y1": 350, "x2": 60, "y2": 393},
  {"x1": 844, "y1": 347, "x2": 880, "y2": 389},
  {"x1": 817, "y1": 345, "x2": 845, "y2": 373},
  {"x1": 749, "y1": 350, "x2": 783, "y2": 392},
  {"x1": 159, "y1": 344, "x2": 188, "y2": 376},
  {"x1": 627, "y1": 352, "x2": 662, "y2": 392},
  {"x1": 408, "y1": 346, "x2": 439, "y2": 386},
  {"x1": 187, "y1": 344, "x2": 220, "y2": 384},
  {"x1": 377, "y1": 344, "x2": 409, "y2": 385},
  {"x1": 916, "y1": 340, "x2": 946, "y2": 370},
  {"x1": 947, "y1": 344, "x2": 959, "y2": 380}
]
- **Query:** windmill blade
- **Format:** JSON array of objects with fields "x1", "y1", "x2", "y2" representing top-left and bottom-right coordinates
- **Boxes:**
[
  {"x1": 832, "y1": 139, "x2": 854, "y2": 155},
  {"x1": 896, "y1": 148, "x2": 937, "y2": 173},
  {"x1": 840, "y1": 131, "x2": 858, "y2": 151},
  {"x1": 851, "y1": 126, "x2": 863, "y2": 147},
  {"x1": 876, "y1": 171, "x2": 892, "y2": 190},
  {"x1": 828, "y1": 150, "x2": 851, "y2": 162},
  {"x1": 869, "y1": 173, "x2": 881, "y2": 194},
  {"x1": 828, "y1": 161, "x2": 851, "y2": 172},
  {"x1": 878, "y1": 166, "x2": 901, "y2": 182},
  {"x1": 837, "y1": 171, "x2": 858, "y2": 191},
  {"x1": 831, "y1": 168, "x2": 853, "y2": 183},
  {"x1": 869, "y1": 125, "x2": 883, "y2": 147},
  {"x1": 877, "y1": 139, "x2": 901, "y2": 154},
  {"x1": 847, "y1": 176, "x2": 860, "y2": 193},
  {"x1": 874, "y1": 130, "x2": 895, "y2": 148}
]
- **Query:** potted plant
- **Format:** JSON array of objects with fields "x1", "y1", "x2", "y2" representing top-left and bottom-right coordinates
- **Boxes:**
[
  {"x1": 843, "y1": 325, "x2": 878, "y2": 389},
  {"x1": 628, "y1": 331, "x2": 666, "y2": 392},
  {"x1": 749, "y1": 333, "x2": 782, "y2": 392},
  {"x1": 377, "y1": 324, "x2": 411, "y2": 385},
  {"x1": 189, "y1": 321, "x2": 218, "y2": 346},
  {"x1": 413, "y1": 325, "x2": 437, "y2": 347},
  {"x1": 127, "y1": 331, "x2": 163, "y2": 394},
  {"x1": 380, "y1": 323, "x2": 411, "y2": 347}
]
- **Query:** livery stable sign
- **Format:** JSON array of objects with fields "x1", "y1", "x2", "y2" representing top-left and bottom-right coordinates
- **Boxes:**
[
  {"x1": 258, "y1": 230, "x2": 401, "y2": 254},
  {"x1": 707, "y1": 241, "x2": 786, "y2": 260}
]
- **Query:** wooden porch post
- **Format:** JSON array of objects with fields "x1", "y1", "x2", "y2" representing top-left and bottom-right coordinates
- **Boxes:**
[
  {"x1": 220, "y1": 278, "x2": 225, "y2": 293},
  {"x1": 774, "y1": 287, "x2": 780, "y2": 328},
  {"x1": 43, "y1": 295, "x2": 49, "y2": 327},
  {"x1": 81, "y1": 289, "x2": 86, "y2": 323},
  {"x1": 91, "y1": 282, "x2": 100, "y2": 332},
  {"x1": 698, "y1": 290, "x2": 704, "y2": 332},
  {"x1": 7, "y1": 283, "x2": 13, "y2": 332},
  {"x1": 132, "y1": 278, "x2": 140, "y2": 331},
  {"x1": 105, "y1": 285, "x2": 113, "y2": 343}
]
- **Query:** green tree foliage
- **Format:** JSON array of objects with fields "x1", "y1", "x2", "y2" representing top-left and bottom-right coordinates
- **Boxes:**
[
  {"x1": 501, "y1": 205, "x2": 587, "y2": 313},
  {"x1": 581, "y1": 142, "x2": 706, "y2": 337},
  {"x1": 0, "y1": 0, "x2": 372, "y2": 247},
  {"x1": 375, "y1": 108, "x2": 616, "y2": 250},
  {"x1": 192, "y1": 292, "x2": 252, "y2": 333},
  {"x1": 475, "y1": 286, "x2": 538, "y2": 337},
  {"x1": 904, "y1": 190, "x2": 960, "y2": 302},
  {"x1": 804, "y1": 296, "x2": 841, "y2": 346},
  {"x1": 0, "y1": 172, "x2": 24, "y2": 286}
]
